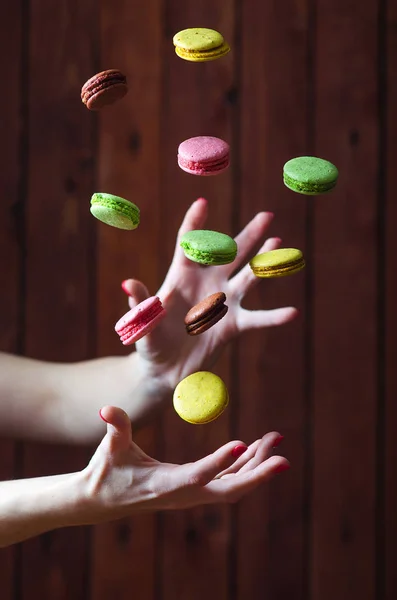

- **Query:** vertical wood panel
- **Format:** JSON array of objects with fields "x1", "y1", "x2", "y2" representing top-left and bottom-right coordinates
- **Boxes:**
[
  {"x1": 238, "y1": 1, "x2": 309, "y2": 598},
  {"x1": 0, "y1": 0, "x2": 23, "y2": 596},
  {"x1": 91, "y1": 1, "x2": 162, "y2": 599},
  {"x1": 160, "y1": 2, "x2": 236, "y2": 599},
  {"x1": 312, "y1": 1, "x2": 378, "y2": 599},
  {"x1": 21, "y1": 0, "x2": 96, "y2": 597},
  {"x1": 385, "y1": 0, "x2": 397, "y2": 598}
]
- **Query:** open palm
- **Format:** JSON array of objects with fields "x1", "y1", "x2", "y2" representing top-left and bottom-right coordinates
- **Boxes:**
[{"x1": 122, "y1": 198, "x2": 298, "y2": 388}]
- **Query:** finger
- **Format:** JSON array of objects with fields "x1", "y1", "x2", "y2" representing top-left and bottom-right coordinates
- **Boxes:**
[
  {"x1": 121, "y1": 279, "x2": 151, "y2": 309},
  {"x1": 222, "y1": 212, "x2": 274, "y2": 277},
  {"x1": 216, "y1": 431, "x2": 283, "y2": 478},
  {"x1": 237, "y1": 432, "x2": 284, "y2": 474},
  {"x1": 236, "y1": 306, "x2": 299, "y2": 331},
  {"x1": 228, "y1": 236, "x2": 282, "y2": 299},
  {"x1": 215, "y1": 439, "x2": 262, "y2": 478},
  {"x1": 173, "y1": 198, "x2": 209, "y2": 269},
  {"x1": 205, "y1": 456, "x2": 290, "y2": 503},
  {"x1": 177, "y1": 440, "x2": 249, "y2": 487},
  {"x1": 99, "y1": 405, "x2": 133, "y2": 451}
]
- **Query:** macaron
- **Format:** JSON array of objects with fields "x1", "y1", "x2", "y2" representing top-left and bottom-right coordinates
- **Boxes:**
[
  {"x1": 283, "y1": 156, "x2": 338, "y2": 195},
  {"x1": 178, "y1": 136, "x2": 230, "y2": 176},
  {"x1": 180, "y1": 230, "x2": 237, "y2": 266},
  {"x1": 173, "y1": 371, "x2": 229, "y2": 424},
  {"x1": 115, "y1": 296, "x2": 166, "y2": 345},
  {"x1": 249, "y1": 248, "x2": 305, "y2": 278},
  {"x1": 173, "y1": 28, "x2": 230, "y2": 62},
  {"x1": 81, "y1": 69, "x2": 128, "y2": 110},
  {"x1": 185, "y1": 292, "x2": 228, "y2": 336},
  {"x1": 90, "y1": 193, "x2": 140, "y2": 230}
]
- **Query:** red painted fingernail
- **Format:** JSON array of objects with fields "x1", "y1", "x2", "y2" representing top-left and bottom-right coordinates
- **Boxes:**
[
  {"x1": 273, "y1": 435, "x2": 284, "y2": 448},
  {"x1": 99, "y1": 408, "x2": 110, "y2": 423},
  {"x1": 232, "y1": 445, "x2": 248, "y2": 458},
  {"x1": 121, "y1": 280, "x2": 131, "y2": 296},
  {"x1": 274, "y1": 463, "x2": 290, "y2": 474}
]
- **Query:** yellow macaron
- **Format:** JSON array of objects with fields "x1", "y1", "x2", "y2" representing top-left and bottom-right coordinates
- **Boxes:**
[
  {"x1": 173, "y1": 28, "x2": 230, "y2": 62},
  {"x1": 249, "y1": 248, "x2": 305, "y2": 278},
  {"x1": 173, "y1": 371, "x2": 229, "y2": 424}
]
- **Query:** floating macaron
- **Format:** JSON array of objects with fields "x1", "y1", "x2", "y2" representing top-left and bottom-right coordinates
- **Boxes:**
[
  {"x1": 177, "y1": 136, "x2": 230, "y2": 176},
  {"x1": 185, "y1": 292, "x2": 228, "y2": 336},
  {"x1": 180, "y1": 230, "x2": 237, "y2": 266},
  {"x1": 173, "y1": 371, "x2": 229, "y2": 424},
  {"x1": 173, "y1": 28, "x2": 230, "y2": 62},
  {"x1": 90, "y1": 193, "x2": 140, "y2": 230},
  {"x1": 115, "y1": 296, "x2": 166, "y2": 345},
  {"x1": 249, "y1": 248, "x2": 305, "y2": 278},
  {"x1": 81, "y1": 69, "x2": 128, "y2": 110},
  {"x1": 283, "y1": 156, "x2": 338, "y2": 195}
]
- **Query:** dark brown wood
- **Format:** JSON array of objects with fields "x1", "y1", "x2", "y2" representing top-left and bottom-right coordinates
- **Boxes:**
[
  {"x1": 159, "y1": 3, "x2": 236, "y2": 600},
  {"x1": 89, "y1": 1, "x2": 163, "y2": 599},
  {"x1": 386, "y1": 1, "x2": 397, "y2": 598},
  {"x1": 0, "y1": 0, "x2": 23, "y2": 596},
  {"x1": 238, "y1": 1, "x2": 309, "y2": 598},
  {"x1": 20, "y1": 0, "x2": 96, "y2": 598},
  {"x1": 311, "y1": 1, "x2": 378, "y2": 599}
]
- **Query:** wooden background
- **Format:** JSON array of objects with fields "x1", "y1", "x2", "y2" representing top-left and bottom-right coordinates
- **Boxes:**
[{"x1": 0, "y1": 0, "x2": 396, "y2": 598}]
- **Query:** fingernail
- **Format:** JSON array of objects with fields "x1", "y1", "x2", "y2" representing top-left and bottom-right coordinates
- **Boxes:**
[
  {"x1": 121, "y1": 280, "x2": 131, "y2": 296},
  {"x1": 275, "y1": 237, "x2": 282, "y2": 244},
  {"x1": 273, "y1": 435, "x2": 284, "y2": 448},
  {"x1": 274, "y1": 463, "x2": 290, "y2": 474},
  {"x1": 99, "y1": 408, "x2": 110, "y2": 423},
  {"x1": 232, "y1": 444, "x2": 248, "y2": 458}
]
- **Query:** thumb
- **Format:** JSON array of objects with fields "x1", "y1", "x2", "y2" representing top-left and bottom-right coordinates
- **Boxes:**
[
  {"x1": 180, "y1": 441, "x2": 248, "y2": 487},
  {"x1": 121, "y1": 279, "x2": 150, "y2": 310},
  {"x1": 99, "y1": 405, "x2": 133, "y2": 449}
]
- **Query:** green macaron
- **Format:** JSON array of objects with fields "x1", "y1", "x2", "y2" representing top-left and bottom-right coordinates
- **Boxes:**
[
  {"x1": 180, "y1": 229, "x2": 238, "y2": 266},
  {"x1": 90, "y1": 193, "x2": 140, "y2": 230},
  {"x1": 283, "y1": 156, "x2": 338, "y2": 195}
]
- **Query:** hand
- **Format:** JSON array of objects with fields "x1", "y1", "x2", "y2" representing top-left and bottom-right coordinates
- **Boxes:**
[
  {"x1": 82, "y1": 406, "x2": 289, "y2": 519},
  {"x1": 122, "y1": 198, "x2": 298, "y2": 387}
]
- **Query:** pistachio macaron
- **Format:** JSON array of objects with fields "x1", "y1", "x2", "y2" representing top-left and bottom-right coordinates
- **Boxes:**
[
  {"x1": 283, "y1": 156, "x2": 338, "y2": 195},
  {"x1": 173, "y1": 28, "x2": 230, "y2": 62},
  {"x1": 180, "y1": 230, "x2": 237, "y2": 266},
  {"x1": 249, "y1": 248, "x2": 305, "y2": 278},
  {"x1": 90, "y1": 193, "x2": 140, "y2": 230},
  {"x1": 173, "y1": 371, "x2": 229, "y2": 424}
]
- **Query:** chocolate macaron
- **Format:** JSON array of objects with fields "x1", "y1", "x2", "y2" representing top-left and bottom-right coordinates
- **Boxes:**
[
  {"x1": 185, "y1": 292, "x2": 228, "y2": 336},
  {"x1": 81, "y1": 69, "x2": 128, "y2": 110}
]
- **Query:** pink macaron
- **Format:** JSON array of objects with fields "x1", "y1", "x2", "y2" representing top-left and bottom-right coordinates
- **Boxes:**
[
  {"x1": 115, "y1": 296, "x2": 166, "y2": 345},
  {"x1": 177, "y1": 136, "x2": 230, "y2": 176}
]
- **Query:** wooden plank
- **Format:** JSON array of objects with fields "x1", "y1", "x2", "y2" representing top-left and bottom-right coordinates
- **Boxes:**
[
  {"x1": 159, "y1": 3, "x2": 236, "y2": 600},
  {"x1": 311, "y1": 1, "x2": 378, "y2": 599},
  {"x1": 385, "y1": 1, "x2": 397, "y2": 598},
  {"x1": 237, "y1": 1, "x2": 309, "y2": 599},
  {"x1": 90, "y1": 1, "x2": 162, "y2": 599},
  {"x1": 0, "y1": 0, "x2": 23, "y2": 595},
  {"x1": 21, "y1": 0, "x2": 96, "y2": 598}
]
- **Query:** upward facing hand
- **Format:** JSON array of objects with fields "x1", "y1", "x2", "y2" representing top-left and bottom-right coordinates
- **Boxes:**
[{"x1": 123, "y1": 198, "x2": 298, "y2": 387}]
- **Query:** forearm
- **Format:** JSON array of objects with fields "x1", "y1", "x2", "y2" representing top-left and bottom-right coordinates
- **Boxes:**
[
  {"x1": 0, "y1": 471, "x2": 87, "y2": 547},
  {"x1": 0, "y1": 352, "x2": 171, "y2": 444}
]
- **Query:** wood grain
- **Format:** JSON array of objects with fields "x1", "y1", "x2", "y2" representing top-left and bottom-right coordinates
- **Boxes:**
[
  {"x1": 0, "y1": 0, "x2": 23, "y2": 595},
  {"x1": 90, "y1": 1, "x2": 162, "y2": 599},
  {"x1": 20, "y1": 0, "x2": 97, "y2": 598},
  {"x1": 238, "y1": 1, "x2": 309, "y2": 598},
  {"x1": 385, "y1": 0, "x2": 397, "y2": 598},
  {"x1": 311, "y1": 1, "x2": 378, "y2": 599},
  {"x1": 159, "y1": 2, "x2": 236, "y2": 599}
]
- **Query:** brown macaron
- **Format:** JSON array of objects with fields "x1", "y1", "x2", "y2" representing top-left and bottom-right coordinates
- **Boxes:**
[
  {"x1": 81, "y1": 69, "x2": 128, "y2": 110},
  {"x1": 185, "y1": 292, "x2": 228, "y2": 336}
]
